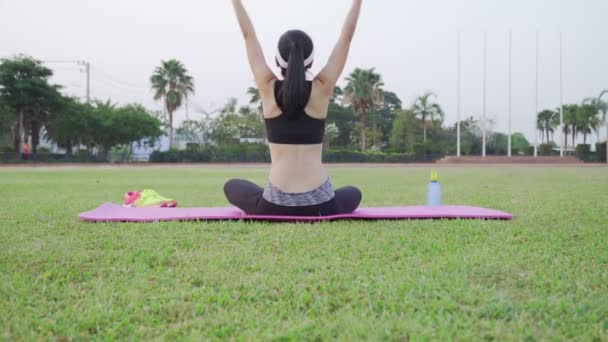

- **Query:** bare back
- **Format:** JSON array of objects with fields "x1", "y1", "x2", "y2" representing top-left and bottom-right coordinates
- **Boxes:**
[{"x1": 261, "y1": 78, "x2": 331, "y2": 193}]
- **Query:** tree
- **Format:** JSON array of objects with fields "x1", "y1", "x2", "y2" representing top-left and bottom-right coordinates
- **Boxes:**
[
  {"x1": 87, "y1": 101, "x2": 163, "y2": 160},
  {"x1": 537, "y1": 109, "x2": 557, "y2": 144},
  {"x1": 326, "y1": 102, "x2": 356, "y2": 149},
  {"x1": 562, "y1": 104, "x2": 579, "y2": 152},
  {"x1": 412, "y1": 92, "x2": 444, "y2": 143},
  {"x1": 238, "y1": 106, "x2": 265, "y2": 140},
  {"x1": 0, "y1": 56, "x2": 60, "y2": 155},
  {"x1": 44, "y1": 96, "x2": 92, "y2": 156},
  {"x1": 324, "y1": 123, "x2": 340, "y2": 149},
  {"x1": 511, "y1": 132, "x2": 530, "y2": 155},
  {"x1": 371, "y1": 90, "x2": 402, "y2": 149},
  {"x1": 343, "y1": 68, "x2": 384, "y2": 152},
  {"x1": 176, "y1": 120, "x2": 209, "y2": 146},
  {"x1": 0, "y1": 103, "x2": 15, "y2": 147},
  {"x1": 150, "y1": 59, "x2": 195, "y2": 149},
  {"x1": 583, "y1": 94, "x2": 607, "y2": 140},
  {"x1": 330, "y1": 86, "x2": 343, "y2": 104},
  {"x1": 210, "y1": 113, "x2": 240, "y2": 146},
  {"x1": 584, "y1": 92, "x2": 608, "y2": 162},
  {"x1": 247, "y1": 86, "x2": 262, "y2": 116},
  {"x1": 487, "y1": 132, "x2": 509, "y2": 155},
  {"x1": 390, "y1": 109, "x2": 418, "y2": 153},
  {"x1": 551, "y1": 109, "x2": 562, "y2": 145},
  {"x1": 576, "y1": 104, "x2": 598, "y2": 144},
  {"x1": 456, "y1": 116, "x2": 482, "y2": 155},
  {"x1": 25, "y1": 85, "x2": 63, "y2": 154}
]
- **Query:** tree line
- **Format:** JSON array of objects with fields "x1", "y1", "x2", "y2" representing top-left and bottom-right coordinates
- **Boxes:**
[
  {"x1": 176, "y1": 67, "x2": 533, "y2": 157},
  {"x1": 0, "y1": 56, "x2": 162, "y2": 160},
  {"x1": 536, "y1": 97, "x2": 608, "y2": 152},
  {"x1": 2, "y1": 55, "x2": 606, "y2": 162}
]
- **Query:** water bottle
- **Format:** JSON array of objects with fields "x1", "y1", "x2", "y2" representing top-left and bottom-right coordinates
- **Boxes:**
[{"x1": 427, "y1": 170, "x2": 441, "y2": 206}]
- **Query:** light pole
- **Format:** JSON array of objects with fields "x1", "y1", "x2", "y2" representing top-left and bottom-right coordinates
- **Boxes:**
[
  {"x1": 600, "y1": 90, "x2": 608, "y2": 164},
  {"x1": 508, "y1": 30, "x2": 512, "y2": 157},
  {"x1": 77, "y1": 60, "x2": 90, "y2": 103},
  {"x1": 457, "y1": 32, "x2": 461, "y2": 157},
  {"x1": 559, "y1": 33, "x2": 564, "y2": 157},
  {"x1": 482, "y1": 31, "x2": 487, "y2": 158},
  {"x1": 534, "y1": 30, "x2": 539, "y2": 157}
]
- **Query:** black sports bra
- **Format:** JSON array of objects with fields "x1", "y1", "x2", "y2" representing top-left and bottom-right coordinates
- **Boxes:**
[{"x1": 264, "y1": 80, "x2": 325, "y2": 145}]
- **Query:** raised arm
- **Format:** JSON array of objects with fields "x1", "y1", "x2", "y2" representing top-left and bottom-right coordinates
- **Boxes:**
[
  {"x1": 316, "y1": 0, "x2": 362, "y2": 91},
  {"x1": 231, "y1": 0, "x2": 275, "y2": 87}
]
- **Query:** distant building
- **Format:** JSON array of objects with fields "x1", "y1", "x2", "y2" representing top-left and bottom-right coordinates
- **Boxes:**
[{"x1": 240, "y1": 137, "x2": 266, "y2": 144}]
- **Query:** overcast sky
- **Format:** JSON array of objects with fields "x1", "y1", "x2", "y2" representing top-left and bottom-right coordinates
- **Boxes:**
[{"x1": 1, "y1": 0, "x2": 607, "y2": 143}]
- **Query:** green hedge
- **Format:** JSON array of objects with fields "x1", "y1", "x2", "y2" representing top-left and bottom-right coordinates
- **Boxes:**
[
  {"x1": 596, "y1": 142, "x2": 607, "y2": 163},
  {"x1": 575, "y1": 144, "x2": 592, "y2": 162},
  {"x1": 1, "y1": 145, "x2": 14, "y2": 153},
  {"x1": 0, "y1": 152, "x2": 101, "y2": 163},
  {"x1": 539, "y1": 144, "x2": 556, "y2": 156},
  {"x1": 149, "y1": 145, "x2": 442, "y2": 163},
  {"x1": 150, "y1": 144, "x2": 271, "y2": 163},
  {"x1": 323, "y1": 150, "x2": 419, "y2": 163}
]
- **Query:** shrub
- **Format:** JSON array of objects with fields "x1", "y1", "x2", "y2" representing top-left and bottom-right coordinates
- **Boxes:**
[
  {"x1": 149, "y1": 144, "x2": 270, "y2": 163},
  {"x1": 149, "y1": 147, "x2": 427, "y2": 163},
  {"x1": 575, "y1": 144, "x2": 592, "y2": 162},
  {"x1": 596, "y1": 142, "x2": 607, "y2": 163},
  {"x1": 539, "y1": 144, "x2": 554, "y2": 156},
  {"x1": 323, "y1": 150, "x2": 416, "y2": 163}
]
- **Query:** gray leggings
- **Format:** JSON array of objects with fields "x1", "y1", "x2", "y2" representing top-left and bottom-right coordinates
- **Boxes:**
[{"x1": 224, "y1": 179, "x2": 362, "y2": 216}]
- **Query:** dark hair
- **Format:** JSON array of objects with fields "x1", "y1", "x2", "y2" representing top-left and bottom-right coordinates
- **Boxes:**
[{"x1": 277, "y1": 30, "x2": 314, "y2": 119}]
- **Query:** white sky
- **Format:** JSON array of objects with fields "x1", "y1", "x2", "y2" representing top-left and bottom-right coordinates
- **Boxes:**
[{"x1": 1, "y1": 0, "x2": 607, "y2": 143}]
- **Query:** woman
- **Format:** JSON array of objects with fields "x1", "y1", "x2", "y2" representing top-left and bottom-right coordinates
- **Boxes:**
[{"x1": 225, "y1": 0, "x2": 363, "y2": 216}]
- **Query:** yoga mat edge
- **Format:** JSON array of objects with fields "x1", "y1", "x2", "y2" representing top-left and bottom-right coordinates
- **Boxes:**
[{"x1": 78, "y1": 203, "x2": 514, "y2": 223}]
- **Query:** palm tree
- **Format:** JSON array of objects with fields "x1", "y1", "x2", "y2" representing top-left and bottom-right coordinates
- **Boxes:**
[
  {"x1": 343, "y1": 68, "x2": 384, "y2": 152},
  {"x1": 561, "y1": 104, "x2": 579, "y2": 153},
  {"x1": 576, "y1": 104, "x2": 599, "y2": 145},
  {"x1": 412, "y1": 92, "x2": 445, "y2": 143},
  {"x1": 247, "y1": 86, "x2": 263, "y2": 120},
  {"x1": 537, "y1": 109, "x2": 557, "y2": 144},
  {"x1": 330, "y1": 86, "x2": 343, "y2": 104},
  {"x1": 551, "y1": 108, "x2": 562, "y2": 144},
  {"x1": 584, "y1": 91, "x2": 608, "y2": 162},
  {"x1": 536, "y1": 112, "x2": 546, "y2": 144},
  {"x1": 150, "y1": 59, "x2": 195, "y2": 149}
]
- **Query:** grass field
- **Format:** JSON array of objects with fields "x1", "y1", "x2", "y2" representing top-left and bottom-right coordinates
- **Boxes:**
[{"x1": 1, "y1": 165, "x2": 607, "y2": 340}]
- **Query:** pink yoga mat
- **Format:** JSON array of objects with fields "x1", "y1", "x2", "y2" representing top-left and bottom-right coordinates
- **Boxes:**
[{"x1": 79, "y1": 203, "x2": 513, "y2": 222}]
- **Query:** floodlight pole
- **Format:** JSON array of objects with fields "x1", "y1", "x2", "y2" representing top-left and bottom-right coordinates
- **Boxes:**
[
  {"x1": 534, "y1": 30, "x2": 539, "y2": 157},
  {"x1": 559, "y1": 32, "x2": 564, "y2": 157},
  {"x1": 457, "y1": 32, "x2": 461, "y2": 157},
  {"x1": 482, "y1": 31, "x2": 487, "y2": 157},
  {"x1": 508, "y1": 30, "x2": 512, "y2": 157}
]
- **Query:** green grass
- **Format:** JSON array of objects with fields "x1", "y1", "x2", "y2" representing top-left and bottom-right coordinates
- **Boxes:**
[{"x1": 1, "y1": 165, "x2": 607, "y2": 340}]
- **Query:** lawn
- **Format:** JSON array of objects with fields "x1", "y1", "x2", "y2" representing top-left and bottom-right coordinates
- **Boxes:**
[{"x1": 1, "y1": 165, "x2": 607, "y2": 340}]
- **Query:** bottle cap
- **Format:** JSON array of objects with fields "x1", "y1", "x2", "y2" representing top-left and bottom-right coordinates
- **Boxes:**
[{"x1": 430, "y1": 170, "x2": 438, "y2": 182}]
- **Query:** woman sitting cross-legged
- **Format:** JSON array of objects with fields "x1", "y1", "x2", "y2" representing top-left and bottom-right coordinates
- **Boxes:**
[{"x1": 224, "y1": 0, "x2": 363, "y2": 216}]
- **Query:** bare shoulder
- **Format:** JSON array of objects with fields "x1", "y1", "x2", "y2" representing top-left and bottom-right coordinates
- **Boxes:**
[
  {"x1": 260, "y1": 78, "x2": 282, "y2": 119},
  {"x1": 305, "y1": 78, "x2": 332, "y2": 119}
]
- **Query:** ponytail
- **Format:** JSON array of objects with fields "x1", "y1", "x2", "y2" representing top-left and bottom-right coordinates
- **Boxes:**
[
  {"x1": 281, "y1": 42, "x2": 308, "y2": 119},
  {"x1": 277, "y1": 30, "x2": 313, "y2": 120}
]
